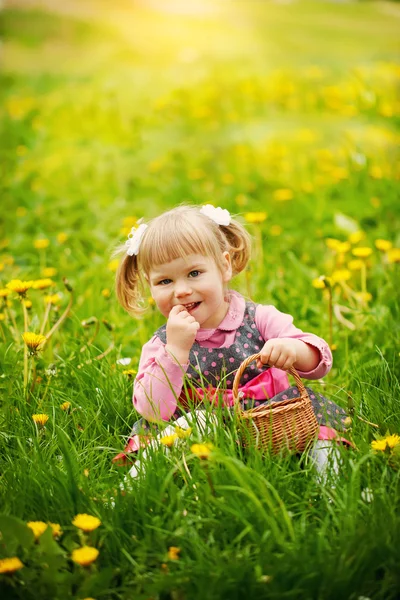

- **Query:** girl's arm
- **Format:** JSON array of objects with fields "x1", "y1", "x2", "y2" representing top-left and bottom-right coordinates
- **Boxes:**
[
  {"x1": 255, "y1": 305, "x2": 332, "y2": 379},
  {"x1": 133, "y1": 335, "x2": 188, "y2": 421}
]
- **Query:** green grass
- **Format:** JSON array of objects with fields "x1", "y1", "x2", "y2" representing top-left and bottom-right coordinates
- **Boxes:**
[{"x1": 0, "y1": 1, "x2": 400, "y2": 598}]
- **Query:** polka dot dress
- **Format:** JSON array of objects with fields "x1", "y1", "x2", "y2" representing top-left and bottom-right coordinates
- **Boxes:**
[
  {"x1": 156, "y1": 301, "x2": 266, "y2": 391},
  {"x1": 155, "y1": 301, "x2": 349, "y2": 432}
]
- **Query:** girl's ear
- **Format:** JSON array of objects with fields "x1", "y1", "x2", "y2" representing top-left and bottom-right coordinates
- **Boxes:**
[{"x1": 221, "y1": 251, "x2": 232, "y2": 282}]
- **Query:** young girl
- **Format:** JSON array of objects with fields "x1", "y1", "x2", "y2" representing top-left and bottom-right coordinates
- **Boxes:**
[{"x1": 114, "y1": 204, "x2": 350, "y2": 480}]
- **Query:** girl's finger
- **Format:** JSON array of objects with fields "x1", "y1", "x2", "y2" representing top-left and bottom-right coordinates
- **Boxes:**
[
  {"x1": 268, "y1": 348, "x2": 281, "y2": 367},
  {"x1": 280, "y1": 357, "x2": 294, "y2": 371}
]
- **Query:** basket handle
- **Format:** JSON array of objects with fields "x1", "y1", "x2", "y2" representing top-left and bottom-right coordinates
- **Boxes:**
[{"x1": 232, "y1": 352, "x2": 308, "y2": 409}]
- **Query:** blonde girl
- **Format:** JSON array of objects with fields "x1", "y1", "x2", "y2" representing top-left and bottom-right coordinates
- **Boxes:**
[{"x1": 114, "y1": 204, "x2": 351, "y2": 479}]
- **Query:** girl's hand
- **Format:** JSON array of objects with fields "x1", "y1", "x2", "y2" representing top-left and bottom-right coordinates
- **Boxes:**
[
  {"x1": 165, "y1": 305, "x2": 200, "y2": 363},
  {"x1": 256, "y1": 338, "x2": 298, "y2": 371}
]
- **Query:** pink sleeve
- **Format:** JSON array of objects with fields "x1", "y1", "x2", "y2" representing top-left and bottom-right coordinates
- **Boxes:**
[
  {"x1": 133, "y1": 335, "x2": 189, "y2": 421},
  {"x1": 255, "y1": 304, "x2": 332, "y2": 379}
]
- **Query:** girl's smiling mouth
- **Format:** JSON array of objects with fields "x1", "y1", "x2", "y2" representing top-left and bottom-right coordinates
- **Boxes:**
[{"x1": 182, "y1": 301, "x2": 201, "y2": 312}]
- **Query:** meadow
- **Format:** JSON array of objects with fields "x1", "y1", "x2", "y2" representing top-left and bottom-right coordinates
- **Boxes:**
[{"x1": 0, "y1": 0, "x2": 400, "y2": 598}]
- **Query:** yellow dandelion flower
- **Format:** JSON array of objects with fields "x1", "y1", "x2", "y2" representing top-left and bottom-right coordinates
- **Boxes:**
[
  {"x1": 325, "y1": 238, "x2": 341, "y2": 250},
  {"x1": 72, "y1": 514, "x2": 101, "y2": 532},
  {"x1": 71, "y1": 546, "x2": 99, "y2": 567},
  {"x1": 0, "y1": 263, "x2": 4, "y2": 272},
  {"x1": 34, "y1": 239, "x2": 50, "y2": 250},
  {"x1": 0, "y1": 313, "x2": 5, "y2": 321},
  {"x1": 0, "y1": 557, "x2": 24, "y2": 574},
  {"x1": 348, "y1": 231, "x2": 365, "y2": 245},
  {"x1": 336, "y1": 242, "x2": 351, "y2": 254},
  {"x1": 44, "y1": 293, "x2": 61, "y2": 305},
  {"x1": 48, "y1": 522, "x2": 62, "y2": 538},
  {"x1": 269, "y1": 225, "x2": 283, "y2": 237},
  {"x1": 371, "y1": 434, "x2": 400, "y2": 452},
  {"x1": 16, "y1": 205, "x2": 27, "y2": 215},
  {"x1": 235, "y1": 193, "x2": 248, "y2": 207},
  {"x1": 123, "y1": 216, "x2": 138, "y2": 229},
  {"x1": 83, "y1": 469, "x2": 90, "y2": 477},
  {"x1": 148, "y1": 296, "x2": 155, "y2": 306},
  {"x1": 32, "y1": 278, "x2": 54, "y2": 290},
  {"x1": 332, "y1": 167, "x2": 348, "y2": 181},
  {"x1": 175, "y1": 427, "x2": 192, "y2": 439},
  {"x1": 42, "y1": 267, "x2": 57, "y2": 277},
  {"x1": 348, "y1": 259, "x2": 364, "y2": 271},
  {"x1": 27, "y1": 521, "x2": 48, "y2": 540},
  {"x1": 273, "y1": 189, "x2": 293, "y2": 202},
  {"x1": 57, "y1": 232, "x2": 68, "y2": 244},
  {"x1": 122, "y1": 369, "x2": 137, "y2": 378},
  {"x1": 22, "y1": 332, "x2": 46, "y2": 352},
  {"x1": 6, "y1": 279, "x2": 33, "y2": 295},
  {"x1": 191, "y1": 442, "x2": 214, "y2": 459},
  {"x1": 167, "y1": 546, "x2": 181, "y2": 561},
  {"x1": 331, "y1": 269, "x2": 351, "y2": 283},
  {"x1": 0, "y1": 288, "x2": 11, "y2": 298},
  {"x1": 312, "y1": 277, "x2": 327, "y2": 289},
  {"x1": 160, "y1": 433, "x2": 178, "y2": 447},
  {"x1": 385, "y1": 434, "x2": 400, "y2": 448},
  {"x1": 355, "y1": 292, "x2": 372, "y2": 303},
  {"x1": 101, "y1": 288, "x2": 111, "y2": 298},
  {"x1": 108, "y1": 259, "x2": 119, "y2": 272},
  {"x1": 23, "y1": 300, "x2": 32, "y2": 309},
  {"x1": 369, "y1": 166, "x2": 383, "y2": 179},
  {"x1": 387, "y1": 248, "x2": 400, "y2": 263},
  {"x1": 60, "y1": 401, "x2": 71, "y2": 411},
  {"x1": 244, "y1": 212, "x2": 267, "y2": 224},
  {"x1": 375, "y1": 239, "x2": 392, "y2": 252},
  {"x1": 32, "y1": 413, "x2": 49, "y2": 426},
  {"x1": 221, "y1": 173, "x2": 234, "y2": 185},
  {"x1": 352, "y1": 247, "x2": 373, "y2": 258}
]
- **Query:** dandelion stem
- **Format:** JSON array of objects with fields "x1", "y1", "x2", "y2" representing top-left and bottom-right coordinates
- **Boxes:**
[
  {"x1": 30, "y1": 360, "x2": 37, "y2": 395},
  {"x1": 204, "y1": 463, "x2": 216, "y2": 497},
  {"x1": 80, "y1": 318, "x2": 100, "y2": 352},
  {"x1": 356, "y1": 415, "x2": 379, "y2": 428},
  {"x1": 22, "y1": 300, "x2": 29, "y2": 397},
  {"x1": 92, "y1": 340, "x2": 115, "y2": 362},
  {"x1": 45, "y1": 290, "x2": 73, "y2": 342},
  {"x1": 40, "y1": 301, "x2": 52, "y2": 336},
  {"x1": 327, "y1": 286, "x2": 333, "y2": 349},
  {"x1": 40, "y1": 248, "x2": 46, "y2": 273},
  {"x1": 0, "y1": 322, "x2": 5, "y2": 342},
  {"x1": 361, "y1": 262, "x2": 367, "y2": 295},
  {"x1": 5, "y1": 307, "x2": 19, "y2": 342}
]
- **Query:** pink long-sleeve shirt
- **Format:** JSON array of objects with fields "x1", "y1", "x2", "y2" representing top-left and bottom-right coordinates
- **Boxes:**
[{"x1": 133, "y1": 291, "x2": 332, "y2": 421}]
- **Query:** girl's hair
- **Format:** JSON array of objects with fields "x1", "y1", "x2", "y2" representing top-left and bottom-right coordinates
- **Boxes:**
[{"x1": 115, "y1": 204, "x2": 251, "y2": 316}]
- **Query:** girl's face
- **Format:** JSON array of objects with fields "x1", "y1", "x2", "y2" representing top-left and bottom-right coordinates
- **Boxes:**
[{"x1": 148, "y1": 253, "x2": 232, "y2": 329}]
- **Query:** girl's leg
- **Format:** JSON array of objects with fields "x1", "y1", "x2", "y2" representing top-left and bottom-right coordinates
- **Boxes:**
[
  {"x1": 128, "y1": 409, "x2": 218, "y2": 479},
  {"x1": 308, "y1": 439, "x2": 341, "y2": 485}
]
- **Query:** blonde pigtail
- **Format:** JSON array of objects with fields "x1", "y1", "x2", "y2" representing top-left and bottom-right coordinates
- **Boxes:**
[
  {"x1": 220, "y1": 219, "x2": 252, "y2": 276},
  {"x1": 115, "y1": 252, "x2": 146, "y2": 316}
]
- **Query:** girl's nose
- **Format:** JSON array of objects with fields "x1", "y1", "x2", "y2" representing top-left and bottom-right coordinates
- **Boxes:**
[{"x1": 174, "y1": 281, "x2": 192, "y2": 297}]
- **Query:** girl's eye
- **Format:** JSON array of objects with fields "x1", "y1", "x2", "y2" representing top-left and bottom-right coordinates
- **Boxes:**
[
  {"x1": 189, "y1": 270, "x2": 201, "y2": 278},
  {"x1": 158, "y1": 279, "x2": 171, "y2": 285}
]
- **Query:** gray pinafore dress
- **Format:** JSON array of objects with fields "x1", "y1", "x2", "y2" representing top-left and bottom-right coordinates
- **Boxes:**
[{"x1": 129, "y1": 301, "x2": 348, "y2": 438}]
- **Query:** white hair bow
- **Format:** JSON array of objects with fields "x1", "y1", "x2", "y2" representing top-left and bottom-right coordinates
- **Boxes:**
[
  {"x1": 200, "y1": 204, "x2": 231, "y2": 226},
  {"x1": 125, "y1": 223, "x2": 148, "y2": 256}
]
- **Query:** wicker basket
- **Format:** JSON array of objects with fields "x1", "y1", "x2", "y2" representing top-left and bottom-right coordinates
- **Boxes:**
[{"x1": 233, "y1": 353, "x2": 319, "y2": 453}]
